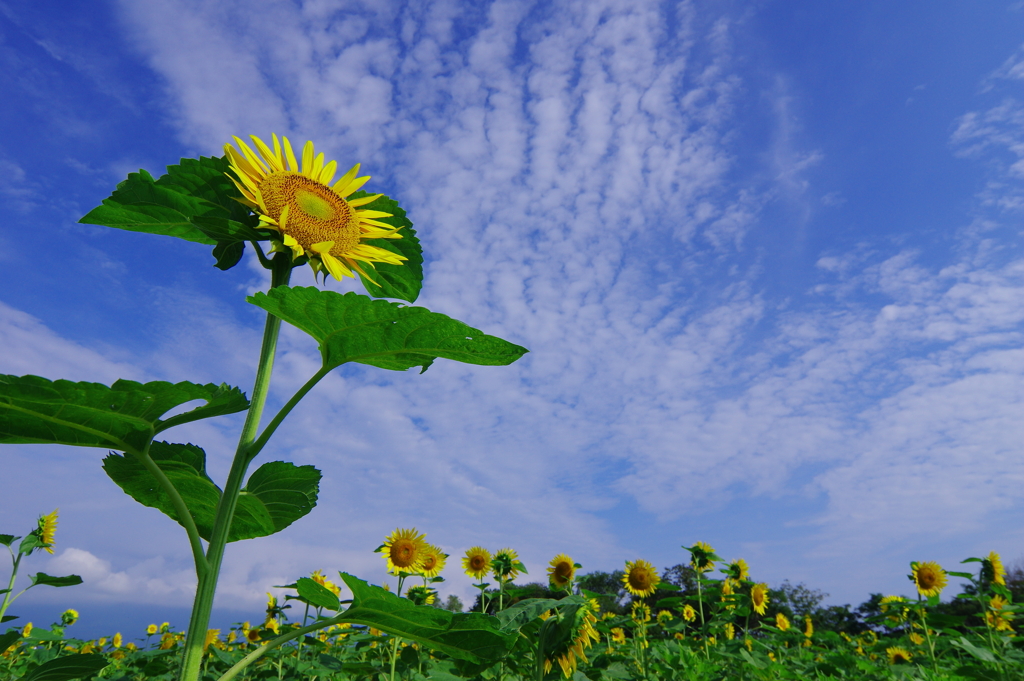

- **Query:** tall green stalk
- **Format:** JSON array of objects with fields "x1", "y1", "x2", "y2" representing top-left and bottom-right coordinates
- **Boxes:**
[{"x1": 177, "y1": 253, "x2": 292, "y2": 681}]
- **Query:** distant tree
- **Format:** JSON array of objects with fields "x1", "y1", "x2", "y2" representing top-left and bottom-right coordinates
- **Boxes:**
[
  {"x1": 1006, "y1": 556, "x2": 1024, "y2": 603},
  {"x1": 773, "y1": 580, "x2": 827, "y2": 620},
  {"x1": 577, "y1": 570, "x2": 627, "y2": 614},
  {"x1": 440, "y1": 594, "x2": 464, "y2": 612}
]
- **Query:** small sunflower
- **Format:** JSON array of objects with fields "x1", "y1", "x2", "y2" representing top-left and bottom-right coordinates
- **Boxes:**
[
  {"x1": 547, "y1": 553, "x2": 576, "y2": 589},
  {"x1": 224, "y1": 134, "x2": 406, "y2": 282},
  {"x1": 724, "y1": 623, "x2": 735, "y2": 640},
  {"x1": 724, "y1": 558, "x2": 749, "y2": 581},
  {"x1": 682, "y1": 604, "x2": 697, "y2": 622},
  {"x1": 418, "y1": 544, "x2": 447, "y2": 579},
  {"x1": 909, "y1": 632, "x2": 925, "y2": 645},
  {"x1": 463, "y1": 547, "x2": 491, "y2": 580},
  {"x1": 61, "y1": 610, "x2": 79, "y2": 627},
  {"x1": 622, "y1": 559, "x2": 660, "y2": 597},
  {"x1": 146, "y1": 624, "x2": 158, "y2": 635},
  {"x1": 803, "y1": 616, "x2": 813, "y2": 638},
  {"x1": 911, "y1": 561, "x2": 947, "y2": 597},
  {"x1": 631, "y1": 602, "x2": 651, "y2": 623},
  {"x1": 886, "y1": 646, "x2": 912, "y2": 664},
  {"x1": 405, "y1": 585, "x2": 437, "y2": 606},
  {"x1": 381, "y1": 528, "x2": 428, "y2": 574},
  {"x1": 688, "y1": 541, "x2": 716, "y2": 572},
  {"x1": 37, "y1": 509, "x2": 58, "y2": 554},
  {"x1": 656, "y1": 609, "x2": 673, "y2": 626},
  {"x1": 610, "y1": 627, "x2": 626, "y2": 644},
  {"x1": 986, "y1": 551, "x2": 1006, "y2": 586},
  {"x1": 986, "y1": 595, "x2": 1014, "y2": 632},
  {"x1": 750, "y1": 583, "x2": 770, "y2": 615},
  {"x1": 879, "y1": 595, "x2": 909, "y2": 623},
  {"x1": 775, "y1": 613, "x2": 790, "y2": 631},
  {"x1": 491, "y1": 548, "x2": 522, "y2": 581}
]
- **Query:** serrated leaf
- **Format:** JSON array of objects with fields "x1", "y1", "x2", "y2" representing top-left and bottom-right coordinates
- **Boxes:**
[
  {"x1": 103, "y1": 444, "x2": 319, "y2": 542},
  {"x1": 349, "y1": 193, "x2": 423, "y2": 303},
  {"x1": 495, "y1": 598, "x2": 571, "y2": 633},
  {"x1": 337, "y1": 573, "x2": 515, "y2": 664},
  {"x1": 247, "y1": 287, "x2": 528, "y2": 373},
  {"x1": 20, "y1": 653, "x2": 108, "y2": 681},
  {"x1": 296, "y1": 577, "x2": 341, "y2": 611},
  {"x1": 158, "y1": 156, "x2": 252, "y2": 224},
  {"x1": 30, "y1": 573, "x2": 83, "y2": 588},
  {"x1": 0, "y1": 375, "x2": 248, "y2": 455}
]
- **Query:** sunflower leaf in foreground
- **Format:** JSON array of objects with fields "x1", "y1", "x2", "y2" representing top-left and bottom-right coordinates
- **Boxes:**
[
  {"x1": 20, "y1": 653, "x2": 109, "y2": 681},
  {"x1": 0, "y1": 376, "x2": 249, "y2": 455},
  {"x1": 247, "y1": 286, "x2": 528, "y2": 372},
  {"x1": 348, "y1": 192, "x2": 423, "y2": 303},
  {"x1": 103, "y1": 443, "x2": 320, "y2": 542},
  {"x1": 336, "y1": 572, "x2": 516, "y2": 663}
]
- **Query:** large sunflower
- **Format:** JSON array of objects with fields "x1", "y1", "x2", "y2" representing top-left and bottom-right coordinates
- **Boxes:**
[
  {"x1": 750, "y1": 583, "x2": 770, "y2": 615},
  {"x1": 381, "y1": 528, "x2": 427, "y2": 574},
  {"x1": 462, "y1": 547, "x2": 492, "y2": 580},
  {"x1": 224, "y1": 134, "x2": 406, "y2": 282},
  {"x1": 38, "y1": 509, "x2": 58, "y2": 554},
  {"x1": 986, "y1": 551, "x2": 1006, "y2": 586},
  {"x1": 622, "y1": 559, "x2": 660, "y2": 597},
  {"x1": 543, "y1": 599, "x2": 600, "y2": 678},
  {"x1": 911, "y1": 561, "x2": 947, "y2": 598},
  {"x1": 548, "y1": 554, "x2": 576, "y2": 589}
]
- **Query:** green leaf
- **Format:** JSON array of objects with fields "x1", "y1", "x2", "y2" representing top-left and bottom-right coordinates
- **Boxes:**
[
  {"x1": 296, "y1": 577, "x2": 341, "y2": 611},
  {"x1": 21, "y1": 653, "x2": 108, "y2": 681},
  {"x1": 0, "y1": 375, "x2": 248, "y2": 455},
  {"x1": 30, "y1": 573, "x2": 83, "y2": 588},
  {"x1": 946, "y1": 571, "x2": 974, "y2": 579},
  {"x1": 1, "y1": 615, "x2": 17, "y2": 622},
  {"x1": 247, "y1": 287, "x2": 529, "y2": 373},
  {"x1": 951, "y1": 636, "x2": 998, "y2": 663},
  {"x1": 349, "y1": 193, "x2": 423, "y2": 303},
  {"x1": 103, "y1": 444, "x2": 319, "y2": 542},
  {"x1": 0, "y1": 630, "x2": 20, "y2": 653},
  {"x1": 337, "y1": 573, "x2": 515, "y2": 663},
  {"x1": 0, "y1": 534, "x2": 15, "y2": 547},
  {"x1": 495, "y1": 598, "x2": 570, "y2": 633}
]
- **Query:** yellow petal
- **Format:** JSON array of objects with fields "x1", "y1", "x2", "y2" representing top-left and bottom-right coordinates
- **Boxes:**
[
  {"x1": 312, "y1": 152, "x2": 324, "y2": 178},
  {"x1": 301, "y1": 140, "x2": 314, "y2": 175},
  {"x1": 332, "y1": 163, "x2": 360, "y2": 194},
  {"x1": 347, "y1": 193, "x2": 381, "y2": 207},
  {"x1": 355, "y1": 209, "x2": 393, "y2": 219},
  {"x1": 341, "y1": 175, "x2": 371, "y2": 195},
  {"x1": 319, "y1": 160, "x2": 337, "y2": 186},
  {"x1": 318, "y1": 251, "x2": 354, "y2": 280},
  {"x1": 283, "y1": 136, "x2": 299, "y2": 173},
  {"x1": 251, "y1": 135, "x2": 284, "y2": 173}
]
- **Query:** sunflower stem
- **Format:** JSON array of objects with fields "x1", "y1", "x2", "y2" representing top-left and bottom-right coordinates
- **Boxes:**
[
  {"x1": 178, "y1": 253, "x2": 292, "y2": 681},
  {"x1": 247, "y1": 365, "x2": 331, "y2": 463}
]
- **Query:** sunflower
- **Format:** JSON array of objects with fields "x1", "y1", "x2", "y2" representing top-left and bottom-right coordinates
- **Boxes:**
[
  {"x1": 775, "y1": 613, "x2": 790, "y2": 631},
  {"x1": 224, "y1": 134, "x2": 406, "y2": 282},
  {"x1": 37, "y1": 509, "x2": 58, "y2": 554},
  {"x1": 381, "y1": 528, "x2": 427, "y2": 574},
  {"x1": 462, "y1": 547, "x2": 491, "y2": 580},
  {"x1": 492, "y1": 548, "x2": 522, "y2": 581},
  {"x1": 911, "y1": 561, "x2": 947, "y2": 597},
  {"x1": 622, "y1": 559, "x2": 660, "y2": 597},
  {"x1": 656, "y1": 609, "x2": 673, "y2": 625},
  {"x1": 682, "y1": 604, "x2": 697, "y2": 622},
  {"x1": 750, "y1": 583, "x2": 770, "y2": 615},
  {"x1": 548, "y1": 554, "x2": 576, "y2": 589},
  {"x1": 542, "y1": 599, "x2": 600, "y2": 678},
  {"x1": 804, "y1": 616, "x2": 813, "y2": 638},
  {"x1": 986, "y1": 551, "x2": 1006, "y2": 586},
  {"x1": 724, "y1": 623, "x2": 735, "y2": 640},
  {"x1": 879, "y1": 595, "x2": 909, "y2": 623},
  {"x1": 61, "y1": 610, "x2": 79, "y2": 627},
  {"x1": 418, "y1": 544, "x2": 447, "y2": 579},
  {"x1": 886, "y1": 646, "x2": 912, "y2": 664},
  {"x1": 986, "y1": 595, "x2": 1014, "y2": 632},
  {"x1": 631, "y1": 602, "x2": 651, "y2": 623},
  {"x1": 405, "y1": 585, "x2": 437, "y2": 606},
  {"x1": 688, "y1": 541, "x2": 715, "y2": 572},
  {"x1": 310, "y1": 569, "x2": 341, "y2": 596},
  {"x1": 724, "y1": 558, "x2": 749, "y2": 581},
  {"x1": 909, "y1": 632, "x2": 925, "y2": 645},
  {"x1": 610, "y1": 627, "x2": 626, "y2": 644}
]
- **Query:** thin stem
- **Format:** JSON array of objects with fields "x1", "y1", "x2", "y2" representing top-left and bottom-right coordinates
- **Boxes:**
[
  {"x1": 0, "y1": 550, "x2": 22, "y2": 623},
  {"x1": 177, "y1": 254, "x2": 292, "y2": 681},
  {"x1": 136, "y1": 443, "x2": 208, "y2": 579},
  {"x1": 247, "y1": 366, "x2": 331, "y2": 462}
]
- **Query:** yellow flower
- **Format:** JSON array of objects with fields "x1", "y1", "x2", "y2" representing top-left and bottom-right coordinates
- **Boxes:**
[
  {"x1": 724, "y1": 623, "x2": 735, "y2": 640},
  {"x1": 225, "y1": 134, "x2": 406, "y2": 283},
  {"x1": 689, "y1": 542, "x2": 716, "y2": 572},
  {"x1": 724, "y1": 558, "x2": 749, "y2": 581},
  {"x1": 418, "y1": 544, "x2": 447, "y2": 579},
  {"x1": 886, "y1": 646, "x2": 912, "y2": 664},
  {"x1": 656, "y1": 610, "x2": 673, "y2": 625},
  {"x1": 38, "y1": 509, "x2": 58, "y2": 554},
  {"x1": 744, "y1": 638, "x2": 753, "y2": 651},
  {"x1": 21, "y1": 623, "x2": 32, "y2": 637},
  {"x1": 804, "y1": 616, "x2": 813, "y2": 638},
  {"x1": 265, "y1": 619, "x2": 280, "y2": 635},
  {"x1": 463, "y1": 547, "x2": 491, "y2": 580},
  {"x1": 203, "y1": 629, "x2": 220, "y2": 652},
  {"x1": 406, "y1": 585, "x2": 437, "y2": 606},
  {"x1": 611, "y1": 627, "x2": 626, "y2": 644},
  {"x1": 61, "y1": 609, "x2": 78, "y2": 626},
  {"x1": 112, "y1": 633, "x2": 122, "y2": 648},
  {"x1": 381, "y1": 528, "x2": 427, "y2": 574},
  {"x1": 682, "y1": 604, "x2": 697, "y2": 622},
  {"x1": 160, "y1": 622, "x2": 171, "y2": 633},
  {"x1": 492, "y1": 548, "x2": 522, "y2": 581},
  {"x1": 986, "y1": 595, "x2": 1015, "y2": 632},
  {"x1": 909, "y1": 632, "x2": 925, "y2": 645},
  {"x1": 631, "y1": 602, "x2": 651, "y2": 623},
  {"x1": 310, "y1": 569, "x2": 342, "y2": 596},
  {"x1": 775, "y1": 613, "x2": 790, "y2": 631},
  {"x1": 622, "y1": 559, "x2": 660, "y2": 597},
  {"x1": 548, "y1": 554, "x2": 576, "y2": 589},
  {"x1": 912, "y1": 561, "x2": 947, "y2": 597},
  {"x1": 750, "y1": 583, "x2": 770, "y2": 615},
  {"x1": 987, "y1": 551, "x2": 1006, "y2": 586},
  {"x1": 542, "y1": 600, "x2": 600, "y2": 678},
  {"x1": 880, "y1": 595, "x2": 909, "y2": 623},
  {"x1": 146, "y1": 624, "x2": 158, "y2": 635}
]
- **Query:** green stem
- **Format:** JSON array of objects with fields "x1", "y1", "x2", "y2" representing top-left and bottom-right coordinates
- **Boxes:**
[
  {"x1": 0, "y1": 549, "x2": 22, "y2": 624},
  {"x1": 247, "y1": 366, "x2": 331, "y2": 462},
  {"x1": 177, "y1": 254, "x2": 292, "y2": 681},
  {"x1": 136, "y1": 443, "x2": 208, "y2": 579}
]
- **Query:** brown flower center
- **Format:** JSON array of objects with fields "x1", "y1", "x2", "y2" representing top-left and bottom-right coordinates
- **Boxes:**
[
  {"x1": 628, "y1": 569, "x2": 651, "y2": 591},
  {"x1": 258, "y1": 172, "x2": 359, "y2": 255},
  {"x1": 389, "y1": 540, "x2": 418, "y2": 568},
  {"x1": 469, "y1": 555, "x2": 488, "y2": 571}
]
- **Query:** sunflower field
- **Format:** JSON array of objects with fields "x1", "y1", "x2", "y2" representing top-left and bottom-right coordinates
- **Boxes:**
[{"x1": 3, "y1": 527, "x2": 1022, "y2": 681}]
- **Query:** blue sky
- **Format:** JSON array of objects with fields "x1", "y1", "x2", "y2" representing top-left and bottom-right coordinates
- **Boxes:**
[{"x1": 3, "y1": 0, "x2": 1024, "y2": 638}]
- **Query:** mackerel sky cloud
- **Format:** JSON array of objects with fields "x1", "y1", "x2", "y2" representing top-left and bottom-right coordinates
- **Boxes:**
[{"x1": 2, "y1": 0, "x2": 1023, "y2": 635}]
